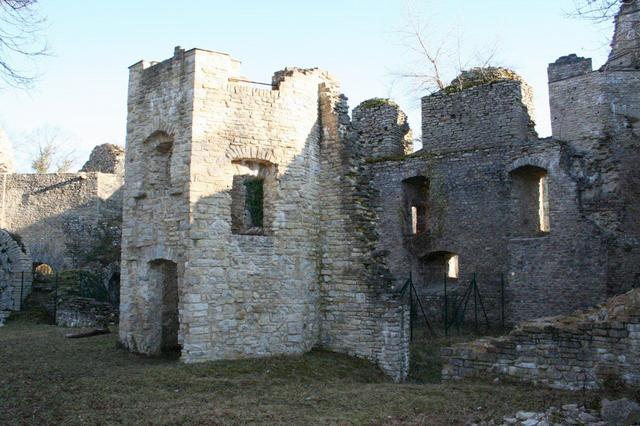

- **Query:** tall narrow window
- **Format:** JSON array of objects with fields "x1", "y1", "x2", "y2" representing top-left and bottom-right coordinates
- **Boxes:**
[
  {"x1": 403, "y1": 176, "x2": 429, "y2": 235},
  {"x1": 231, "y1": 159, "x2": 276, "y2": 235},
  {"x1": 447, "y1": 254, "x2": 459, "y2": 279},
  {"x1": 143, "y1": 131, "x2": 173, "y2": 193},
  {"x1": 510, "y1": 165, "x2": 550, "y2": 237}
]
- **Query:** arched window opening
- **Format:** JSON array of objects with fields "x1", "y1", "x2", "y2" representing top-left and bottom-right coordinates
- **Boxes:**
[
  {"x1": 510, "y1": 165, "x2": 550, "y2": 237},
  {"x1": 143, "y1": 131, "x2": 173, "y2": 193},
  {"x1": 403, "y1": 176, "x2": 429, "y2": 235}
]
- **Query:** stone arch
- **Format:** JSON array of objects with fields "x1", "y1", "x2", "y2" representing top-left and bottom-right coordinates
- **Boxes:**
[
  {"x1": 0, "y1": 229, "x2": 33, "y2": 320},
  {"x1": 507, "y1": 157, "x2": 551, "y2": 175},
  {"x1": 142, "y1": 118, "x2": 177, "y2": 142},
  {"x1": 225, "y1": 145, "x2": 281, "y2": 165}
]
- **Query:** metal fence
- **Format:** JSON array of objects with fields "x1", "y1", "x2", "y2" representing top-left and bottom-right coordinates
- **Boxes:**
[{"x1": 401, "y1": 272, "x2": 507, "y2": 340}]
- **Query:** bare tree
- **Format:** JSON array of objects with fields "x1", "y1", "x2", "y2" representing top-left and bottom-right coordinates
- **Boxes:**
[
  {"x1": 27, "y1": 127, "x2": 76, "y2": 173},
  {"x1": 0, "y1": 0, "x2": 47, "y2": 88},
  {"x1": 31, "y1": 139, "x2": 53, "y2": 173},
  {"x1": 574, "y1": 0, "x2": 625, "y2": 21},
  {"x1": 572, "y1": 0, "x2": 639, "y2": 69},
  {"x1": 393, "y1": 1, "x2": 501, "y2": 96}
]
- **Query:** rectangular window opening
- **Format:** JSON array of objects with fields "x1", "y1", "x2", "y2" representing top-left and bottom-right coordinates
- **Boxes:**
[
  {"x1": 447, "y1": 255, "x2": 459, "y2": 279},
  {"x1": 539, "y1": 176, "x2": 550, "y2": 233}
]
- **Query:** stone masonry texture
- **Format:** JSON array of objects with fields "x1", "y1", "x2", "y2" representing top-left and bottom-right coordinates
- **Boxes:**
[
  {"x1": 118, "y1": 1, "x2": 639, "y2": 381},
  {"x1": 441, "y1": 288, "x2": 640, "y2": 390},
  {"x1": 0, "y1": 228, "x2": 32, "y2": 324}
]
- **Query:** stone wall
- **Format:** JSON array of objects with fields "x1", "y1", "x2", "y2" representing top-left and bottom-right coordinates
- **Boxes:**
[
  {"x1": 0, "y1": 229, "x2": 32, "y2": 324},
  {"x1": 366, "y1": 1, "x2": 640, "y2": 326},
  {"x1": 56, "y1": 296, "x2": 116, "y2": 328},
  {"x1": 370, "y1": 78, "x2": 615, "y2": 324},
  {"x1": 547, "y1": 0, "x2": 640, "y2": 298},
  {"x1": 80, "y1": 143, "x2": 125, "y2": 174},
  {"x1": 441, "y1": 288, "x2": 640, "y2": 390},
  {"x1": 119, "y1": 47, "x2": 410, "y2": 380},
  {"x1": 0, "y1": 172, "x2": 123, "y2": 269}
]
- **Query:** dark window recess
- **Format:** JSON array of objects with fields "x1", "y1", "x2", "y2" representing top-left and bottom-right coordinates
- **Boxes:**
[
  {"x1": 244, "y1": 179, "x2": 264, "y2": 228},
  {"x1": 403, "y1": 176, "x2": 429, "y2": 235}
]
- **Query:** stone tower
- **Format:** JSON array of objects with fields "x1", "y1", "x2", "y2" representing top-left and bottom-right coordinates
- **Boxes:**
[{"x1": 119, "y1": 47, "x2": 409, "y2": 380}]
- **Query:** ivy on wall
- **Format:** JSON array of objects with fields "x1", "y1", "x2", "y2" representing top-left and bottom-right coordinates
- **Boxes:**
[{"x1": 244, "y1": 179, "x2": 264, "y2": 228}]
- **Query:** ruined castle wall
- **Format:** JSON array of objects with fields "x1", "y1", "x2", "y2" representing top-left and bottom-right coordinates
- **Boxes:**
[
  {"x1": 548, "y1": 23, "x2": 640, "y2": 296},
  {"x1": 119, "y1": 48, "x2": 195, "y2": 354},
  {"x1": 0, "y1": 229, "x2": 32, "y2": 321},
  {"x1": 422, "y1": 81, "x2": 537, "y2": 152},
  {"x1": 181, "y1": 52, "x2": 324, "y2": 361},
  {"x1": 0, "y1": 172, "x2": 122, "y2": 269},
  {"x1": 441, "y1": 289, "x2": 640, "y2": 390},
  {"x1": 318, "y1": 90, "x2": 409, "y2": 382},
  {"x1": 352, "y1": 102, "x2": 412, "y2": 159},
  {"x1": 505, "y1": 143, "x2": 609, "y2": 324},
  {"x1": 369, "y1": 78, "x2": 619, "y2": 326}
]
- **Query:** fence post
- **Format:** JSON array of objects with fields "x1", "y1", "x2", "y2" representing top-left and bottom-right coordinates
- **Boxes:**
[
  {"x1": 409, "y1": 276, "x2": 413, "y2": 342},
  {"x1": 443, "y1": 272, "x2": 448, "y2": 337},
  {"x1": 52, "y1": 271, "x2": 58, "y2": 325},
  {"x1": 473, "y1": 272, "x2": 478, "y2": 332},
  {"x1": 501, "y1": 273, "x2": 505, "y2": 330}
]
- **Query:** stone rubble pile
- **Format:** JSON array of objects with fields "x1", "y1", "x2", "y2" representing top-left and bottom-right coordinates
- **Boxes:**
[
  {"x1": 469, "y1": 398, "x2": 640, "y2": 426},
  {"x1": 442, "y1": 288, "x2": 640, "y2": 390}
]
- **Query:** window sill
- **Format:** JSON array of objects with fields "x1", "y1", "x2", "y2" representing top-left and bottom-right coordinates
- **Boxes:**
[{"x1": 509, "y1": 233, "x2": 550, "y2": 242}]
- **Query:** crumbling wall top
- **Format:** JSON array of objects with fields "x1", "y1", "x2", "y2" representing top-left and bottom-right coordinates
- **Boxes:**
[
  {"x1": 547, "y1": 54, "x2": 593, "y2": 83},
  {"x1": 352, "y1": 98, "x2": 412, "y2": 159},
  {"x1": 605, "y1": 0, "x2": 640, "y2": 70},
  {"x1": 80, "y1": 143, "x2": 125, "y2": 174}
]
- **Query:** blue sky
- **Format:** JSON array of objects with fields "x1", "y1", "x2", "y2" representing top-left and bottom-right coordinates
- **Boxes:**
[{"x1": 0, "y1": 1, "x2": 615, "y2": 172}]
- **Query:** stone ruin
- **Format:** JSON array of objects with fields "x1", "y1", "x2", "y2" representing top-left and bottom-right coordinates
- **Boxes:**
[
  {"x1": 80, "y1": 143, "x2": 125, "y2": 175},
  {"x1": 117, "y1": 0, "x2": 640, "y2": 380},
  {"x1": 0, "y1": 0, "x2": 633, "y2": 383},
  {"x1": 0, "y1": 142, "x2": 124, "y2": 271},
  {"x1": 0, "y1": 137, "x2": 124, "y2": 326},
  {"x1": 0, "y1": 229, "x2": 32, "y2": 325},
  {"x1": 441, "y1": 288, "x2": 640, "y2": 390}
]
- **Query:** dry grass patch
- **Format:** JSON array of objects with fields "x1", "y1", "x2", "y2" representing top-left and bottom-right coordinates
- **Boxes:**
[{"x1": 0, "y1": 318, "x2": 588, "y2": 425}]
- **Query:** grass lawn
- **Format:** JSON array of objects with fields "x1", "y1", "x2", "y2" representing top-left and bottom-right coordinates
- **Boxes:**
[{"x1": 0, "y1": 318, "x2": 590, "y2": 425}]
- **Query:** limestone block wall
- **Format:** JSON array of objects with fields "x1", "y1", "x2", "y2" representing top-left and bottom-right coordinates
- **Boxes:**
[
  {"x1": 182, "y1": 54, "x2": 326, "y2": 360},
  {"x1": 441, "y1": 288, "x2": 640, "y2": 390},
  {"x1": 318, "y1": 82, "x2": 409, "y2": 381},
  {"x1": 421, "y1": 80, "x2": 537, "y2": 152},
  {"x1": 0, "y1": 172, "x2": 122, "y2": 269},
  {"x1": 119, "y1": 47, "x2": 195, "y2": 355},
  {"x1": 0, "y1": 229, "x2": 32, "y2": 321},
  {"x1": 548, "y1": 3, "x2": 640, "y2": 296},
  {"x1": 351, "y1": 100, "x2": 412, "y2": 160},
  {"x1": 80, "y1": 143, "x2": 125, "y2": 174},
  {"x1": 119, "y1": 47, "x2": 410, "y2": 380},
  {"x1": 370, "y1": 73, "x2": 625, "y2": 325},
  {"x1": 504, "y1": 143, "x2": 609, "y2": 323}
]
